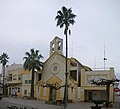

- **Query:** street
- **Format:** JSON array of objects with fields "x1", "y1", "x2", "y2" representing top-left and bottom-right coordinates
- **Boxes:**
[
  {"x1": 114, "y1": 95, "x2": 120, "y2": 109},
  {"x1": 0, "y1": 97, "x2": 118, "y2": 109},
  {"x1": 0, "y1": 97, "x2": 94, "y2": 109},
  {"x1": 0, "y1": 98, "x2": 26, "y2": 109},
  {"x1": 0, "y1": 97, "x2": 60, "y2": 109}
]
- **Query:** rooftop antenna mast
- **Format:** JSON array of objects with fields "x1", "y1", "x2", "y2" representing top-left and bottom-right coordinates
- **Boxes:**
[
  {"x1": 103, "y1": 43, "x2": 107, "y2": 70},
  {"x1": 71, "y1": 40, "x2": 73, "y2": 57},
  {"x1": 93, "y1": 57, "x2": 96, "y2": 70}
]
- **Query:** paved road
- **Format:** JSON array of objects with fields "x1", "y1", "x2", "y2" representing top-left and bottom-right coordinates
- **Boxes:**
[
  {"x1": 0, "y1": 97, "x2": 116, "y2": 109},
  {"x1": 114, "y1": 95, "x2": 120, "y2": 109},
  {"x1": 0, "y1": 98, "x2": 27, "y2": 109},
  {"x1": 0, "y1": 97, "x2": 60, "y2": 109}
]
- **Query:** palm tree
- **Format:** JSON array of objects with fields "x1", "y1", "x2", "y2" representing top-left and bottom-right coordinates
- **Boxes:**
[
  {"x1": 55, "y1": 6, "x2": 76, "y2": 109},
  {"x1": 23, "y1": 48, "x2": 43, "y2": 98},
  {"x1": 0, "y1": 53, "x2": 9, "y2": 96}
]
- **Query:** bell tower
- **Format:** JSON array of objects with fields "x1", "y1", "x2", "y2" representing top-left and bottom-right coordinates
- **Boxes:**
[{"x1": 50, "y1": 36, "x2": 63, "y2": 56}]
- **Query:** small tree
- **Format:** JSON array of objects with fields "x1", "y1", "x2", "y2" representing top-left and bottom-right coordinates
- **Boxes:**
[
  {"x1": 91, "y1": 78, "x2": 119, "y2": 109},
  {"x1": 23, "y1": 49, "x2": 43, "y2": 98}
]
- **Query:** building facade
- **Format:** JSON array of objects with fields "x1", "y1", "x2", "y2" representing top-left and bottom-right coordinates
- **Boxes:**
[
  {"x1": 5, "y1": 36, "x2": 115, "y2": 103},
  {"x1": 80, "y1": 68, "x2": 114, "y2": 102},
  {"x1": 6, "y1": 64, "x2": 23, "y2": 97}
]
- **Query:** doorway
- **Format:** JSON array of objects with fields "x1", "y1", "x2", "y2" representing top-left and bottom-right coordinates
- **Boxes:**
[{"x1": 49, "y1": 88, "x2": 57, "y2": 102}]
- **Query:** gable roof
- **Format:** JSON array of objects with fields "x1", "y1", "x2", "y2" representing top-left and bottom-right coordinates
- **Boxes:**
[
  {"x1": 69, "y1": 57, "x2": 92, "y2": 71},
  {"x1": 43, "y1": 52, "x2": 92, "y2": 71},
  {"x1": 43, "y1": 51, "x2": 66, "y2": 65}
]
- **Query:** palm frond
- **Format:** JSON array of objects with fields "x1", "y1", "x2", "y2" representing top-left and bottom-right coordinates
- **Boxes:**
[
  {"x1": 69, "y1": 13, "x2": 76, "y2": 19},
  {"x1": 35, "y1": 50, "x2": 39, "y2": 56},
  {"x1": 62, "y1": 6, "x2": 67, "y2": 13},
  {"x1": 56, "y1": 17, "x2": 63, "y2": 26},
  {"x1": 57, "y1": 10, "x2": 63, "y2": 17},
  {"x1": 69, "y1": 19, "x2": 75, "y2": 25},
  {"x1": 38, "y1": 54, "x2": 43, "y2": 60},
  {"x1": 68, "y1": 8, "x2": 72, "y2": 14},
  {"x1": 60, "y1": 22, "x2": 64, "y2": 28},
  {"x1": 25, "y1": 52, "x2": 30, "y2": 57},
  {"x1": 69, "y1": 29, "x2": 71, "y2": 35},
  {"x1": 30, "y1": 48, "x2": 35, "y2": 54},
  {"x1": 64, "y1": 28, "x2": 67, "y2": 35}
]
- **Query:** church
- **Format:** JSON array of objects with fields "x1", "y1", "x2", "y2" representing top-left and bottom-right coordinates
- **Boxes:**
[{"x1": 35, "y1": 36, "x2": 92, "y2": 102}]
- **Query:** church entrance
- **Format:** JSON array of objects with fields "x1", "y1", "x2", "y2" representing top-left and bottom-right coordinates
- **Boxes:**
[{"x1": 49, "y1": 88, "x2": 57, "y2": 102}]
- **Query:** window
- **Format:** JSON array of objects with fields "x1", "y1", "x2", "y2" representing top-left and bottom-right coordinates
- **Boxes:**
[
  {"x1": 70, "y1": 70, "x2": 77, "y2": 81},
  {"x1": 25, "y1": 80, "x2": 27, "y2": 84},
  {"x1": 25, "y1": 80, "x2": 31, "y2": 84},
  {"x1": 24, "y1": 90, "x2": 27, "y2": 95},
  {"x1": 38, "y1": 74, "x2": 42, "y2": 81},
  {"x1": 13, "y1": 75, "x2": 17, "y2": 80},
  {"x1": 58, "y1": 41, "x2": 61, "y2": 51},
  {"x1": 70, "y1": 62, "x2": 77, "y2": 66},
  {"x1": 8, "y1": 74, "x2": 12, "y2": 81},
  {"x1": 18, "y1": 75, "x2": 21, "y2": 80},
  {"x1": 9, "y1": 88, "x2": 11, "y2": 95},
  {"x1": 29, "y1": 80, "x2": 31, "y2": 84},
  {"x1": 18, "y1": 87, "x2": 20, "y2": 93},
  {"x1": 52, "y1": 43, "x2": 55, "y2": 52},
  {"x1": 78, "y1": 72, "x2": 81, "y2": 87}
]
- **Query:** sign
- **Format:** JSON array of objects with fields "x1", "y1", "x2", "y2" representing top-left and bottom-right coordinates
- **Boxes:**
[{"x1": 114, "y1": 88, "x2": 120, "y2": 92}]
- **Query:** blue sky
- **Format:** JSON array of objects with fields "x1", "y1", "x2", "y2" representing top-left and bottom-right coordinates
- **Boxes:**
[{"x1": 0, "y1": 0, "x2": 120, "y2": 78}]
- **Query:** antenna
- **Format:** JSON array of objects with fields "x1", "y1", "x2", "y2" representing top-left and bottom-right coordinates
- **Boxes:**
[
  {"x1": 94, "y1": 57, "x2": 96, "y2": 70},
  {"x1": 103, "y1": 43, "x2": 107, "y2": 70},
  {"x1": 71, "y1": 40, "x2": 73, "y2": 57}
]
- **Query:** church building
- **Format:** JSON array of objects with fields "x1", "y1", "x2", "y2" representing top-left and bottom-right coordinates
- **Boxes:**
[{"x1": 35, "y1": 36, "x2": 91, "y2": 102}]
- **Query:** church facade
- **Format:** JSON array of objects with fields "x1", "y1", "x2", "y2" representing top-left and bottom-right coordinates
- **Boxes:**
[{"x1": 35, "y1": 36, "x2": 91, "y2": 102}]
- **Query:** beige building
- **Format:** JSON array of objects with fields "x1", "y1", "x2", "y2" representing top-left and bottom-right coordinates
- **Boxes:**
[
  {"x1": 0, "y1": 74, "x2": 3, "y2": 94},
  {"x1": 6, "y1": 63, "x2": 41, "y2": 98},
  {"x1": 80, "y1": 68, "x2": 114, "y2": 102},
  {"x1": 6, "y1": 64, "x2": 23, "y2": 97},
  {"x1": 21, "y1": 70, "x2": 40, "y2": 98},
  {"x1": 21, "y1": 70, "x2": 31, "y2": 97}
]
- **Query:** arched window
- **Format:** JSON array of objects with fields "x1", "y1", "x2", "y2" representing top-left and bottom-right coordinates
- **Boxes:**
[
  {"x1": 58, "y1": 41, "x2": 61, "y2": 51},
  {"x1": 52, "y1": 43, "x2": 55, "y2": 52}
]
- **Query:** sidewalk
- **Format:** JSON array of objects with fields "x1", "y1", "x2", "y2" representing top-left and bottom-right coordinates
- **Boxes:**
[{"x1": 3, "y1": 97, "x2": 115, "y2": 109}]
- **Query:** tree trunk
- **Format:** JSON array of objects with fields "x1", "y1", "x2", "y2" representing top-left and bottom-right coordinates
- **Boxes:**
[
  {"x1": 2, "y1": 65, "x2": 5, "y2": 96},
  {"x1": 64, "y1": 30, "x2": 68, "y2": 109},
  {"x1": 30, "y1": 68, "x2": 35, "y2": 98}
]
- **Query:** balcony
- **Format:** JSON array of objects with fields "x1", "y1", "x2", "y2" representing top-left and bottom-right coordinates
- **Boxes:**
[{"x1": 7, "y1": 74, "x2": 22, "y2": 84}]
